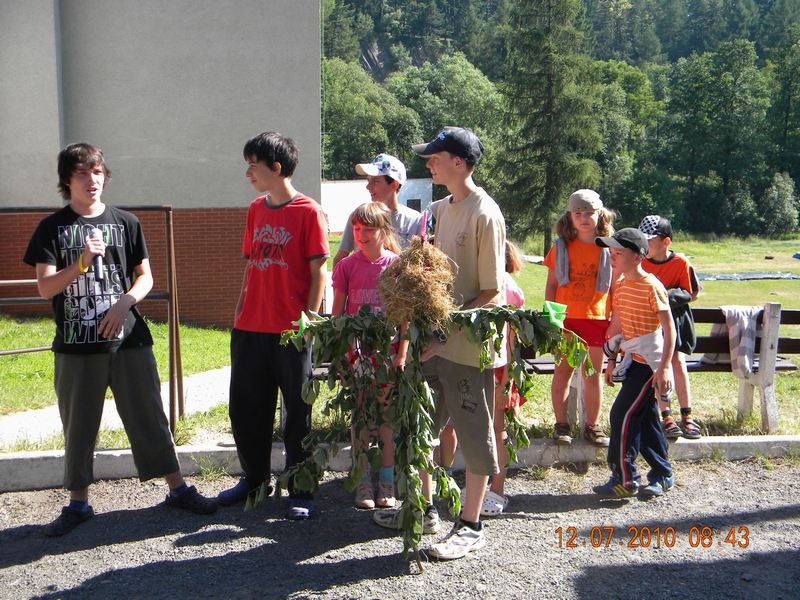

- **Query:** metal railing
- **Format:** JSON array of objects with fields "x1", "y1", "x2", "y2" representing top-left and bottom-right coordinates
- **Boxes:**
[{"x1": 0, "y1": 206, "x2": 185, "y2": 433}]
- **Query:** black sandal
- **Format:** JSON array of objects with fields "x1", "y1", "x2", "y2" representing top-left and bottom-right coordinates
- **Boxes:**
[
  {"x1": 44, "y1": 506, "x2": 94, "y2": 537},
  {"x1": 165, "y1": 485, "x2": 218, "y2": 515}
]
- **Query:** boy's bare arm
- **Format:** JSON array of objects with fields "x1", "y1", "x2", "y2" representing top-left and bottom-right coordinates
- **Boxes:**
[
  {"x1": 461, "y1": 287, "x2": 501, "y2": 310},
  {"x1": 234, "y1": 265, "x2": 248, "y2": 321},
  {"x1": 653, "y1": 309, "x2": 676, "y2": 394},
  {"x1": 306, "y1": 257, "x2": 327, "y2": 314},
  {"x1": 332, "y1": 249, "x2": 349, "y2": 269}
]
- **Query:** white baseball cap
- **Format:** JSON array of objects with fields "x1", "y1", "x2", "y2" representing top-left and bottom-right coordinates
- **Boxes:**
[{"x1": 355, "y1": 154, "x2": 407, "y2": 185}]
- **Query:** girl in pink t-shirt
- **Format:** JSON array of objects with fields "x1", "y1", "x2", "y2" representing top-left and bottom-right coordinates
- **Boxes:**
[
  {"x1": 543, "y1": 189, "x2": 616, "y2": 448},
  {"x1": 331, "y1": 203, "x2": 408, "y2": 510}
]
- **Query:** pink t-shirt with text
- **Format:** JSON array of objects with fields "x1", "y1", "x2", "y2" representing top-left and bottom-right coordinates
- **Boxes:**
[{"x1": 331, "y1": 250, "x2": 398, "y2": 315}]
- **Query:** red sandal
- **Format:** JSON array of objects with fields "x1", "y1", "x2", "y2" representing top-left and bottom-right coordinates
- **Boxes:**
[{"x1": 681, "y1": 417, "x2": 702, "y2": 439}]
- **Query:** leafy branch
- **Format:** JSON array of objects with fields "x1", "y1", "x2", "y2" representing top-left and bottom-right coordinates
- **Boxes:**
[{"x1": 245, "y1": 304, "x2": 588, "y2": 571}]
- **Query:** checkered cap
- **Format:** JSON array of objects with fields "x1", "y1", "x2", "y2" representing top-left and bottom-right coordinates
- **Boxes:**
[{"x1": 639, "y1": 215, "x2": 673, "y2": 239}]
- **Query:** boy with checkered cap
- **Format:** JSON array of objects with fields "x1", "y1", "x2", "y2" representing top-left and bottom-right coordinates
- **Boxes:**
[
  {"x1": 639, "y1": 215, "x2": 703, "y2": 440},
  {"x1": 593, "y1": 228, "x2": 676, "y2": 498}
]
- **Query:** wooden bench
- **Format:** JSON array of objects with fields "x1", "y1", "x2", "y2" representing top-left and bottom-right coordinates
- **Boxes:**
[{"x1": 520, "y1": 303, "x2": 800, "y2": 433}]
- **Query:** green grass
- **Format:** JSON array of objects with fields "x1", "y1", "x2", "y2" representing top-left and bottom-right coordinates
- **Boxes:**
[
  {"x1": 508, "y1": 233, "x2": 800, "y2": 439},
  {"x1": 0, "y1": 314, "x2": 230, "y2": 415},
  {"x1": 3, "y1": 233, "x2": 800, "y2": 447}
]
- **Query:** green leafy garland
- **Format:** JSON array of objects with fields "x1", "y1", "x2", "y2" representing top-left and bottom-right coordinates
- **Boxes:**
[{"x1": 246, "y1": 304, "x2": 587, "y2": 571}]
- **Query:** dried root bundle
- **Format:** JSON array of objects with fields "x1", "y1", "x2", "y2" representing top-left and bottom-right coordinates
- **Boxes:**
[{"x1": 378, "y1": 236, "x2": 457, "y2": 330}]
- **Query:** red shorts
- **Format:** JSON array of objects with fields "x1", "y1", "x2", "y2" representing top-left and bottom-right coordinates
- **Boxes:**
[
  {"x1": 494, "y1": 366, "x2": 527, "y2": 410},
  {"x1": 563, "y1": 318, "x2": 609, "y2": 348},
  {"x1": 346, "y1": 341, "x2": 400, "y2": 385}
]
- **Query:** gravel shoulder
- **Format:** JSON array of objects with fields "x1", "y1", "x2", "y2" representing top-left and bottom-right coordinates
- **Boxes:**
[{"x1": 2, "y1": 459, "x2": 799, "y2": 599}]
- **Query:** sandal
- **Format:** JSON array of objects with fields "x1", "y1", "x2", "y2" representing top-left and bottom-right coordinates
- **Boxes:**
[
  {"x1": 480, "y1": 490, "x2": 509, "y2": 517},
  {"x1": 44, "y1": 506, "x2": 94, "y2": 537},
  {"x1": 681, "y1": 417, "x2": 702, "y2": 440},
  {"x1": 662, "y1": 416, "x2": 682, "y2": 440}
]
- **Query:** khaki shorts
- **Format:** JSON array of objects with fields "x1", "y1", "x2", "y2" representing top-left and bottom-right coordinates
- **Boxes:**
[{"x1": 423, "y1": 355, "x2": 499, "y2": 476}]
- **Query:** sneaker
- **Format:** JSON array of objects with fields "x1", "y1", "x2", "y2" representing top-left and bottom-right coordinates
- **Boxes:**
[
  {"x1": 553, "y1": 422, "x2": 572, "y2": 446},
  {"x1": 373, "y1": 503, "x2": 441, "y2": 534},
  {"x1": 165, "y1": 485, "x2": 218, "y2": 515},
  {"x1": 426, "y1": 519, "x2": 486, "y2": 560},
  {"x1": 44, "y1": 506, "x2": 94, "y2": 537},
  {"x1": 375, "y1": 480, "x2": 396, "y2": 508},
  {"x1": 681, "y1": 417, "x2": 702, "y2": 440},
  {"x1": 662, "y1": 416, "x2": 682, "y2": 440},
  {"x1": 217, "y1": 478, "x2": 264, "y2": 507},
  {"x1": 640, "y1": 474, "x2": 674, "y2": 498},
  {"x1": 592, "y1": 477, "x2": 639, "y2": 498},
  {"x1": 355, "y1": 481, "x2": 375, "y2": 509},
  {"x1": 583, "y1": 424, "x2": 610, "y2": 447},
  {"x1": 286, "y1": 498, "x2": 314, "y2": 520}
]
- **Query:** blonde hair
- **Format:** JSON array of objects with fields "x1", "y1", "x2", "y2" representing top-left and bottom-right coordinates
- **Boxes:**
[
  {"x1": 554, "y1": 207, "x2": 617, "y2": 242},
  {"x1": 505, "y1": 240, "x2": 524, "y2": 275},
  {"x1": 350, "y1": 203, "x2": 400, "y2": 253}
]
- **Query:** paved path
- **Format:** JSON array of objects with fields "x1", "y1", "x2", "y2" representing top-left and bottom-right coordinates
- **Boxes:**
[{"x1": 0, "y1": 368, "x2": 231, "y2": 450}]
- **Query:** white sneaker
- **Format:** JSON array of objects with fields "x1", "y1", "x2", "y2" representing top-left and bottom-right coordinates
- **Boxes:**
[
  {"x1": 373, "y1": 503, "x2": 441, "y2": 534},
  {"x1": 427, "y1": 519, "x2": 486, "y2": 560}
]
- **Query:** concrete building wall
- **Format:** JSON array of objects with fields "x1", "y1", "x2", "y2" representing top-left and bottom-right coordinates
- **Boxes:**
[
  {"x1": 0, "y1": 0, "x2": 62, "y2": 206},
  {"x1": 0, "y1": 1, "x2": 321, "y2": 327}
]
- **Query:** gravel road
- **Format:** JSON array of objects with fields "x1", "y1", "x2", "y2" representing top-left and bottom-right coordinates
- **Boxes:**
[{"x1": 1, "y1": 459, "x2": 799, "y2": 599}]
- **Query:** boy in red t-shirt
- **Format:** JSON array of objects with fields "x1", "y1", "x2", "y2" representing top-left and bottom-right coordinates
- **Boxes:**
[
  {"x1": 639, "y1": 215, "x2": 703, "y2": 440},
  {"x1": 218, "y1": 132, "x2": 330, "y2": 520}
]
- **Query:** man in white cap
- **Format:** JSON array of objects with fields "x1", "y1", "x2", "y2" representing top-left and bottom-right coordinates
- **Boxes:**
[{"x1": 332, "y1": 153, "x2": 425, "y2": 268}]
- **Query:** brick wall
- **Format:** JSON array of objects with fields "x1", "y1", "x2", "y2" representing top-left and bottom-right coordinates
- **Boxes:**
[{"x1": 1, "y1": 208, "x2": 248, "y2": 328}]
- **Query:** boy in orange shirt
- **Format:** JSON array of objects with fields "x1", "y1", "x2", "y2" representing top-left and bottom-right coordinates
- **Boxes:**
[{"x1": 594, "y1": 229, "x2": 676, "y2": 498}]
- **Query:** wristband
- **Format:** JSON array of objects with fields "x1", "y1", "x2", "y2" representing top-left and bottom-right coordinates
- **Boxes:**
[{"x1": 78, "y1": 254, "x2": 89, "y2": 273}]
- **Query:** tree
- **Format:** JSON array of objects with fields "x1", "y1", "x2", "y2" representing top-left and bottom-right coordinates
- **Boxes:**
[
  {"x1": 322, "y1": 58, "x2": 421, "y2": 180},
  {"x1": 655, "y1": 0, "x2": 688, "y2": 61},
  {"x1": 593, "y1": 0, "x2": 634, "y2": 61},
  {"x1": 767, "y1": 25, "x2": 800, "y2": 185},
  {"x1": 323, "y1": 0, "x2": 362, "y2": 62},
  {"x1": 499, "y1": 0, "x2": 602, "y2": 249},
  {"x1": 721, "y1": 0, "x2": 759, "y2": 44},
  {"x1": 759, "y1": 173, "x2": 799, "y2": 237},
  {"x1": 758, "y1": 0, "x2": 800, "y2": 56},
  {"x1": 666, "y1": 41, "x2": 770, "y2": 234},
  {"x1": 385, "y1": 52, "x2": 503, "y2": 181},
  {"x1": 684, "y1": 0, "x2": 726, "y2": 55}
]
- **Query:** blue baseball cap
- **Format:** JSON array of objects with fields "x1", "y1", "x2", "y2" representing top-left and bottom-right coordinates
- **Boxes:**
[{"x1": 412, "y1": 127, "x2": 484, "y2": 164}]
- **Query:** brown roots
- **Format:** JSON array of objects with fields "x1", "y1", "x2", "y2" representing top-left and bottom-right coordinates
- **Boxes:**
[{"x1": 378, "y1": 236, "x2": 457, "y2": 331}]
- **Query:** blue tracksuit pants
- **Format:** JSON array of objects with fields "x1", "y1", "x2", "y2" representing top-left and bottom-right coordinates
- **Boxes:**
[{"x1": 607, "y1": 360, "x2": 672, "y2": 488}]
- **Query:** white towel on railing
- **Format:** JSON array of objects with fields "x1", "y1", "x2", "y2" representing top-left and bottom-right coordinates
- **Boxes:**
[{"x1": 700, "y1": 306, "x2": 762, "y2": 379}]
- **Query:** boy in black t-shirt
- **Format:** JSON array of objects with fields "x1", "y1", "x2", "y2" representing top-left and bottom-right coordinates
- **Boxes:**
[{"x1": 24, "y1": 143, "x2": 217, "y2": 537}]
